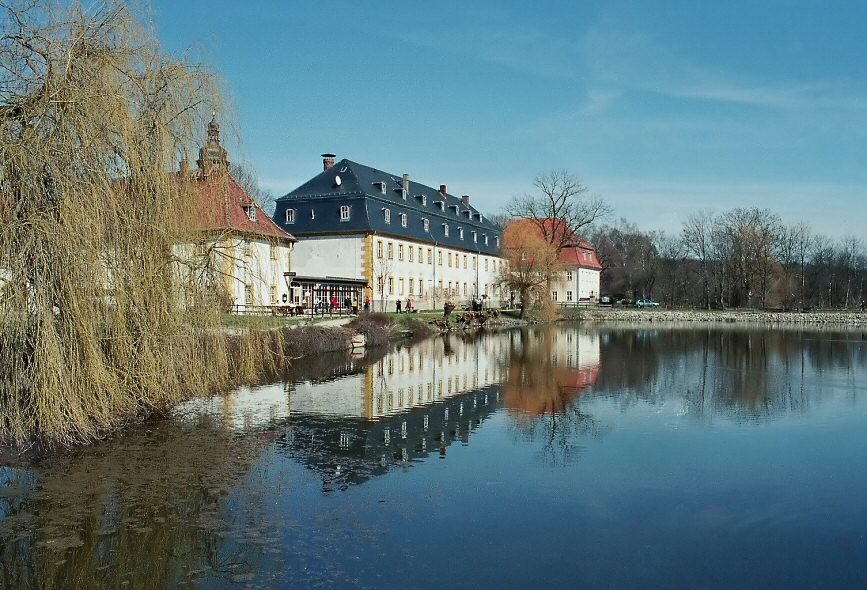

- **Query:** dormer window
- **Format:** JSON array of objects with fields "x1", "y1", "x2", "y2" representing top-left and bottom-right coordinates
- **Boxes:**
[
  {"x1": 401, "y1": 188, "x2": 407, "y2": 199},
  {"x1": 443, "y1": 224, "x2": 449, "y2": 237},
  {"x1": 435, "y1": 201, "x2": 444, "y2": 210},
  {"x1": 400, "y1": 213, "x2": 407, "y2": 228},
  {"x1": 458, "y1": 227, "x2": 464, "y2": 240},
  {"x1": 483, "y1": 234, "x2": 488, "y2": 245},
  {"x1": 472, "y1": 231, "x2": 477, "y2": 243},
  {"x1": 495, "y1": 236, "x2": 500, "y2": 247},
  {"x1": 244, "y1": 205, "x2": 257, "y2": 222},
  {"x1": 311, "y1": 209, "x2": 315, "y2": 220},
  {"x1": 463, "y1": 210, "x2": 471, "y2": 218},
  {"x1": 285, "y1": 208, "x2": 296, "y2": 224},
  {"x1": 374, "y1": 181, "x2": 387, "y2": 194},
  {"x1": 423, "y1": 218, "x2": 430, "y2": 232},
  {"x1": 384, "y1": 208, "x2": 391, "y2": 224},
  {"x1": 449, "y1": 204, "x2": 459, "y2": 215},
  {"x1": 340, "y1": 205, "x2": 351, "y2": 221},
  {"x1": 415, "y1": 194, "x2": 427, "y2": 206}
]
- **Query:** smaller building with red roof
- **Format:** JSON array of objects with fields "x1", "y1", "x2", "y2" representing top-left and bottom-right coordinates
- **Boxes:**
[
  {"x1": 505, "y1": 218, "x2": 602, "y2": 304},
  {"x1": 181, "y1": 114, "x2": 296, "y2": 312}
]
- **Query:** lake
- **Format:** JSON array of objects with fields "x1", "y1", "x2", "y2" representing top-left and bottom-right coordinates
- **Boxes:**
[{"x1": 1, "y1": 324, "x2": 866, "y2": 588}]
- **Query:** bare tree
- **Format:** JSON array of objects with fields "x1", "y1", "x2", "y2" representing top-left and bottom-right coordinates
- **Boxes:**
[
  {"x1": 230, "y1": 161, "x2": 276, "y2": 214},
  {"x1": 506, "y1": 170, "x2": 610, "y2": 254},
  {"x1": 681, "y1": 210, "x2": 716, "y2": 309}
]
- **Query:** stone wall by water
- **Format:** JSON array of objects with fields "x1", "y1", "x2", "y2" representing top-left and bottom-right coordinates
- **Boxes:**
[{"x1": 581, "y1": 309, "x2": 867, "y2": 325}]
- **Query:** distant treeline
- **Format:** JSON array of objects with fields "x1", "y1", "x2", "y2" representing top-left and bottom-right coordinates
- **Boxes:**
[{"x1": 591, "y1": 207, "x2": 865, "y2": 309}]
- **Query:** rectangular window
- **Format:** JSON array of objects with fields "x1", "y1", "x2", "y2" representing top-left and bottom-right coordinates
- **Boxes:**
[
  {"x1": 387, "y1": 242, "x2": 393, "y2": 259},
  {"x1": 398, "y1": 244, "x2": 404, "y2": 261},
  {"x1": 552, "y1": 291, "x2": 558, "y2": 301},
  {"x1": 448, "y1": 281, "x2": 452, "y2": 293},
  {"x1": 409, "y1": 278, "x2": 414, "y2": 295},
  {"x1": 270, "y1": 285, "x2": 277, "y2": 304},
  {"x1": 285, "y1": 209, "x2": 296, "y2": 224},
  {"x1": 567, "y1": 291, "x2": 573, "y2": 301},
  {"x1": 448, "y1": 252, "x2": 452, "y2": 267},
  {"x1": 418, "y1": 280, "x2": 424, "y2": 296},
  {"x1": 399, "y1": 278, "x2": 405, "y2": 295},
  {"x1": 270, "y1": 244, "x2": 278, "y2": 260},
  {"x1": 473, "y1": 256, "x2": 477, "y2": 270},
  {"x1": 243, "y1": 239, "x2": 253, "y2": 257},
  {"x1": 388, "y1": 277, "x2": 394, "y2": 294},
  {"x1": 377, "y1": 240, "x2": 383, "y2": 259},
  {"x1": 463, "y1": 254, "x2": 467, "y2": 269},
  {"x1": 485, "y1": 259, "x2": 489, "y2": 271},
  {"x1": 566, "y1": 271, "x2": 573, "y2": 281},
  {"x1": 419, "y1": 246, "x2": 424, "y2": 263},
  {"x1": 438, "y1": 251, "x2": 443, "y2": 266},
  {"x1": 427, "y1": 248, "x2": 432, "y2": 264},
  {"x1": 340, "y1": 205, "x2": 350, "y2": 221},
  {"x1": 408, "y1": 247, "x2": 414, "y2": 262},
  {"x1": 463, "y1": 282, "x2": 467, "y2": 295},
  {"x1": 443, "y1": 224, "x2": 449, "y2": 237}
]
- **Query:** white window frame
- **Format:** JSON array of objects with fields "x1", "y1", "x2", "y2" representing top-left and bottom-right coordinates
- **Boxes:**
[
  {"x1": 401, "y1": 213, "x2": 407, "y2": 227},
  {"x1": 443, "y1": 224, "x2": 449, "y2": 237},
  {"x1": 423, "y1": 218, "x2": 430, "y2": 232},
  {"x1": 458, "y1": 227, "x2": 464, "y2": 240},
  {"x1": 384, "y1": 208, "x2": 391, "y2": 224},
  {"x1": 285, "y1": 208, "x2": 296, "y2": 224},
  {"x1": 340, "y1": 205, "x2": 351, "y2": 221}
]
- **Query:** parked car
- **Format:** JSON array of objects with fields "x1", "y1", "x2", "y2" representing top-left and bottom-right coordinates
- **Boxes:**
[
  {"x1": 635, "y1": 299, "x2": 660, "y2": 308},
  {"x1": 599, "y1": 295, "x2": 613, "y2": 307}
]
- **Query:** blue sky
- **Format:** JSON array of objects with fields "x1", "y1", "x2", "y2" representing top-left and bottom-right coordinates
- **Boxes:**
[{"x1": 150, "y1": 0, "x2": 867, "y2": 237}]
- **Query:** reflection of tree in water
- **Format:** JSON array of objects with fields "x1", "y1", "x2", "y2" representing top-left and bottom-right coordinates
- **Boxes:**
[
  {"x1": 592, "y1": 326, "x2": 867, "y2": 420},
  {"x1": 503, "y1": 327, "x2": 606, "y2": 465},
  {"x1": 0, "y1": 419, "x2": 276, "y2": 588}
]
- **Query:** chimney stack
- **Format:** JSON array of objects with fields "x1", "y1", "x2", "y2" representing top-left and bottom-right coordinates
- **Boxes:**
[
  {"x1": 461, "y1": 195, "x2": 470, "y2": 205},
  {"x1": 439, "y1": 184, "x2": 447, "y2": 196},
  {"x1": 402, "y1": 173, "x2": 410, "y2": 194},
  {"x1": 321, "y1": 153, "x2": 336, "y2": 171}
]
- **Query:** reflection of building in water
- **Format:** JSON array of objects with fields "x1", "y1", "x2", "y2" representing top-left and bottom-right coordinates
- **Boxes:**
[
  {"x1": 281, "y1": 333, "x2": 510, "y2": 489},
  {"x1": 290, "y1": 334, "x2": 509, "y2": 418},
  {"x1": 280, "y1": 385, "x2": 504, "y2": 490},
  {"x1": 503, "y1": 327, "x2": 601, "y2": 414}
]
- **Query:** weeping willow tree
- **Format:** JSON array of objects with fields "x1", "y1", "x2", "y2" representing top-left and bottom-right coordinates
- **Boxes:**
[{"x1": 0, "y1": 1, "x2": 282, "y2": 446}]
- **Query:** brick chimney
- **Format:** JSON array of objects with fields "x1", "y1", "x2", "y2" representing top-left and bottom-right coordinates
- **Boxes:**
[
  {"x1": 402, "y1": 173, "x2": 410, "y2": 195},
  {"x1": 322, "y1": 153, "x2": 336, "y2": 171},
  {"x1": 439, "y1": 184, "x2": 447, "y2": 196},
  {"x1": 461, "y1": 195, "x2": 470, "y2": 205}
]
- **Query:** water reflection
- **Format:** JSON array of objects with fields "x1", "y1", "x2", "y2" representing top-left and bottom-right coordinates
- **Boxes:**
[{"x1": 0, "y1": 325, "x2": 865, "y2": 587}]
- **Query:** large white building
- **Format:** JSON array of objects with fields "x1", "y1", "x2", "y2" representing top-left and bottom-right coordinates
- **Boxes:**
[
  {"x1": 180, "y1": 115, "x2": 296, "y2": 312},
  {"x1": 273, "y1": 155, "x2": 505, "y2": 311}
]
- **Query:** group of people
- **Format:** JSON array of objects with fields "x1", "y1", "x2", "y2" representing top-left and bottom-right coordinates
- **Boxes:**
[{"x1": 395, "y1": 298, "x2": 414, "y2": 314}]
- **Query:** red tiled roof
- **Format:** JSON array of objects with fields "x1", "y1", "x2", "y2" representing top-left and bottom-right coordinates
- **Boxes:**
[
  {"x1": 194, "y1": 173, "x2": 295, "y2": 242},
  {"x1": 505, "y1": 218, "x2": 601, "y2": 270}
]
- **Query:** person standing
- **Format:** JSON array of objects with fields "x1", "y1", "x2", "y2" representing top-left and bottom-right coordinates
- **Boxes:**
[
  {"x1": 396, "y1": 299, "x2": 402, "y2": 314},
  {"x1": 364, "y1": 296, "x2": 371, "y2": 313}
]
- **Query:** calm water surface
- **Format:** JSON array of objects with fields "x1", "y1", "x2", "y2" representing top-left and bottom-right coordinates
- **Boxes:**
[{"x1": 1, "y1": 325, "x2": 867, "y2": 588}]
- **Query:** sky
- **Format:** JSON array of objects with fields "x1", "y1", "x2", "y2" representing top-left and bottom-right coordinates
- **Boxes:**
[{"x1": 149, "y1": 0, "x2": 867, "y2": 238}]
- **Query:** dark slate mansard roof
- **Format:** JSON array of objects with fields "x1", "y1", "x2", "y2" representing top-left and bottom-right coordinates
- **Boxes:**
[{"x1": 273, "y1": 159, "x2": 501, "y2": 256}]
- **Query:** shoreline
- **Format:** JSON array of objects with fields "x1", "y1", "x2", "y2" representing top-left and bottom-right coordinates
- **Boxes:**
[{"x1": 576, "y1": 308, "x2": 867, "y2": 326}]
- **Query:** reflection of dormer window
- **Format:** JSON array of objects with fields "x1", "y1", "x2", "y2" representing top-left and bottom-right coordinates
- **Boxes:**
[{"x1": 244, "y1": 205, "x2": 257, "y2": 221}]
